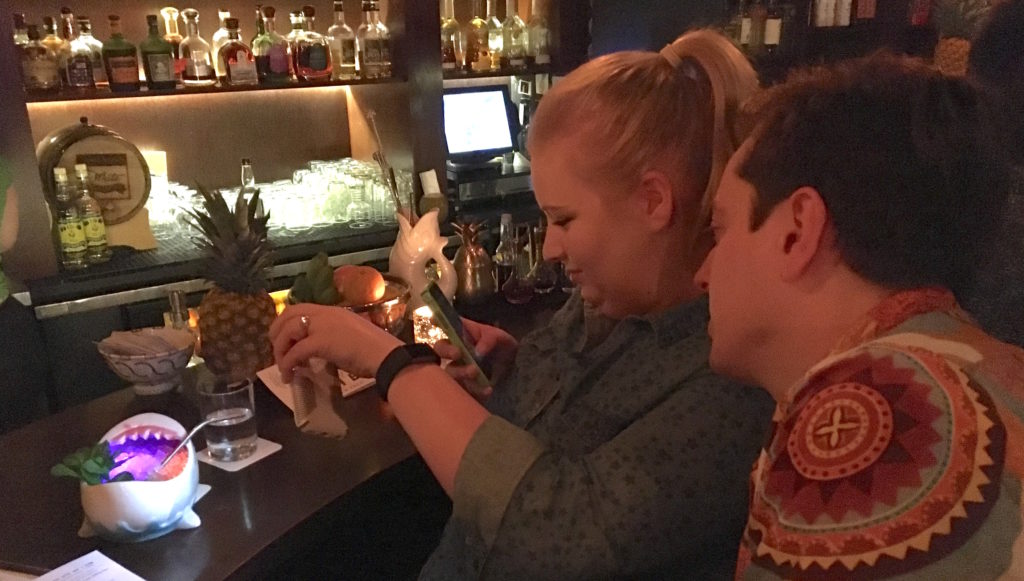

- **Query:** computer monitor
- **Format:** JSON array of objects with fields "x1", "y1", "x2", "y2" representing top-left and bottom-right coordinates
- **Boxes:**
[{"x1": 442, "y1": 85, "x2": 521, "y2": 167}]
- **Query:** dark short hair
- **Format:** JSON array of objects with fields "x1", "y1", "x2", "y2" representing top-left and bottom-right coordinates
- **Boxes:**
[
  {"x1": 969, "y1": 0, "x2": 1024, "y2": 165},
  {"x1": 740, "y1": 53, "x2": 1009, "y2": 298}
]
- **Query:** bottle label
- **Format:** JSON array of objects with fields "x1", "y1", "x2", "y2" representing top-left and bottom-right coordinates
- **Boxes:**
[
  {"x1": 146, "y1": 53, "x2": 176, "y2": 82},
  {"x1": 186, "y1": 51, "x2": 211, "y2": 77},
  {"x1": 306, "y1": 45, "x2": 330, "y2": 72},
  {"x1": 82, "y1": 215, "x2": 108, "y2": 246},
  {"x1": 107, "y1": 56, "x2": 139, "y2": 84},
  {"x1": 22, "y1": 58, "x2": 60, "y2": 85},
  {"x1": 268, "y1": 45, "x2": 290, "y2": 74},
  {"x1": 740, "y1": 17, "x2": 752, "y2": 43},
  {"x1": 66, "y1": 55, "x2": 94, "y2": 87},
  {"x1": 534, "y1": 52, "x2": 550, "y2": 64},
  {"x1": 58, "y1": 218, "x2": 87, "y2": 253},
  {"x1": 765, "y1": 19, "x2": 782, "y2": 45},
  {"x1": 342, "y1": 39, "x2": 356, "y2": 63},
  {"x1": 227, "y1": 51, "x2": 258, "y2": 83},
  {"x1": 90, "y1": 53, "x2": 107, "y2": 83}
]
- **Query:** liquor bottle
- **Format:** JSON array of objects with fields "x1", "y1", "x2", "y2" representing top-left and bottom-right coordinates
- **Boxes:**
[
  {"x1": 74, "y1": 164, "x2": 111, "y2": 264},
  {"x1": 722, "y1": 1, "x2": 743, "y2": 47},
  {"x1": 65, "y1": 17, "x2": 96, "y2": 89},
  {"x1": 740, "y1": 1, "x2": 752, "y2": 50},
  {"x1": 465, "y1": 0, "x2": 489, "y2": 72},
  {"x1": 814, "y1": 0, "x2": 837, "y2": 26},
  {"x1": 12, "y1": 13, "x2": 29, "y2": 49},
  {"x1": 748, "y1": 0, "x2": 767, "y2": 55},
  {"x1": 53, "y1": 167, "x2": 88, "y2": 270},
  {"x1": 160, "y1": 7, "x2": 184, "y2": 78},
  {"x1": 527, "y1": 0, "x2": 551, "y2": 66},
  {"x1": 58, "y1": 7, "x2": 76, "y2": 84},
  {"x1": 502, "y1": 0, "x2": 528, "y2": 70},
  {"x1": 295, "y1": 6, "x2": 332, "y2": 81},
  {"x1": 218, "y1": 18, "x2": 259, "y2": 86},
  {"x1": 440, "y1": 0, "x2": 461, "y2": 73},
  {"x1": 252, "y1": 6, "x2": 292, "y2": 84},
  {"x1": 240, "y1": 158, "x2": 256, "y2": 196},
  {"x1": 141, "y1": 14, "x2": 178, "y2": 90},
  {"x1": 527, "y1": 224, "x2": 557, "y2": 294},
  {"x1": 211, "y1": 10, "x2": 232, "y2": 78},
  {"x1": 21, "y1": 25, "x2": 61, "y2": 92},
  {"x1": 855, "y1": 0, "x2": 877, "y2": 21},
  {"x1": 485, "y1": 0, "x2": 503, "y2": 71},
  {"x1": 357, "y1": 0, "x2": 390, "y2": 79},
  {"x1": 287, "y1": 10, "x2": 307, "y2": 73},
  {"x1": 493, "y1": 213, "x2": 517, "y2": 290},
  {"x1": 327, "y1": 1, "x2": 357, "y2": 80},
  {"x1": 502, "y1": 224, "x2": 534, "y2": 304},
  {"x1": 180, "y1": 8, "x2": 217, "y2": 86},
  {"x1": 103, "y1": 15, "x2": 140, "y2": 92},
  {"x1": 41, "y1": 16, "x2": 68, "y2": 85},
  {"x1": 764, "y1": 0, "x2": 783, "y2": 55},
  {"x1": 75, "y1": 17, "x2": 107, "y2": 85}
]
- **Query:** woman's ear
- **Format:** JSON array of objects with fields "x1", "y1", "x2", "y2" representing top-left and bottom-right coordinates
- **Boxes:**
[{"x1": 635, "y1": 170, "x2": 676, "y2": 231}]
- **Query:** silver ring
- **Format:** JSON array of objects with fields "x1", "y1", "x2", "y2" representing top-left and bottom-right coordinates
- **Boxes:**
[{"x1": 299, "y1": 315, "x2": 311, "y2": 337}]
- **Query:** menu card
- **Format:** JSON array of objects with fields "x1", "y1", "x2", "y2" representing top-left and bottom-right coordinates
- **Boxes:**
[{"x1": 34, "y1": 551, "x2": 144, "y2": 581}]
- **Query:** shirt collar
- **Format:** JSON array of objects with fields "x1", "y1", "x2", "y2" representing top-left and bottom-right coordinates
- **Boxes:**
[{"x1": 829, "y1": 286, "x2": 961, "y2": 355}]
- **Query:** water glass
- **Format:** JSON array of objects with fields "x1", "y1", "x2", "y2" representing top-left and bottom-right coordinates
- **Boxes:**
[{"x1": 198, "y1": 378, "x2": 258, "y2": 462}]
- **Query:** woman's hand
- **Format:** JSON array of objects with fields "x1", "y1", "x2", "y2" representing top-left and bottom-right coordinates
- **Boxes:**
[
  {"x1": 269, "y1": 303, "x2": 403, "y2": 383},
  {"x1": 433, "y1": 318, "x2": 518, "y2": 396}
]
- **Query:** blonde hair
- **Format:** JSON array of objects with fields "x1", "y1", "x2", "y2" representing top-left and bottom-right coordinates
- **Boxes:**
[{"x1": 529, "y1": 29, "x2": 758, "y2": 249}]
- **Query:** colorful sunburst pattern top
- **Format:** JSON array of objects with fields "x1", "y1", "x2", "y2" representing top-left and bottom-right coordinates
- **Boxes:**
[{"x1": 737, "y1": 288, "x2": 1024, "y2": 580}]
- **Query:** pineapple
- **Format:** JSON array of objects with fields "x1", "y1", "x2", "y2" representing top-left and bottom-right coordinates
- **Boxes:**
[
  {"x1": 933, "y1": 0, "x2": 991, "y2": 76},
  {"x1": 186, "y1": 187, "x2": 276, "y2": 383}
]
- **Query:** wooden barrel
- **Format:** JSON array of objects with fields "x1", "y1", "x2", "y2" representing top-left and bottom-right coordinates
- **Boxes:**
[{"x1": 36, "y1": 117, "x2": 150, "y2": 225}]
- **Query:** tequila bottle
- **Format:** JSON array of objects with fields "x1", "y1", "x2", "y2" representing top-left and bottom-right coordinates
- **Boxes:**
[
  {"x1": 218, "y1": 18, "x2": 258, "y2": 86},
  {"x1": 141, "y1": 14, "x2": 178, "y2": 90},
  {"x1": 12, "y1": 13, "x2": 29, "y2": 49},
  {"x1": 295, "y1": 6, "x2": 332, "y2": 81},
  {"x1": 357, "y1": 0, "x2": 390, "y2": 79},
  {"x1": 74, "y1": 164, "x2": 111, "y2": 264},
  {"x1": 485, "y1": 0, "x2": 502, "y2": 70},
  {"x1": 103, "y1": 15, "x2": 140, "y2": 92},
  {"x1": 160, "y1": 7, "x2": 184, "y2": 77},
  {"x1": 327, "y1": 1, "x2": 357, "y2": 80},
  {"x1": 53, "y1": 167, "x2": 88, "y2": 270},
  {"x1": 465, "y1": 0, "x2": 490, "y2": 72},
  {"x1": 527, "y1": 0, "x2": 550, "y2": 65},
  {"x1": 65, "y1": 16, "x2": 96, "y2": 89},
  {"x1": 252, "y1": 6, "x2": 292, "y2": 84},
  {"x1": 211, "y1": 10, "x2": 232, "y2": 78},
  {"x1": 502, "y1": 0, "x2": 527, "y2": 71},
  {"x1": 180, "y1": 9, "x2": 217, "y2": 86},
  {"x1": 440, "y1": 0, "x2": 461, "y2": 72},
  {"x1": 21, "y1": 25, "x2": 61, "y2": 91},
  {"x1": 75, "y1": 17, "x2": 106, "y2": 85}
]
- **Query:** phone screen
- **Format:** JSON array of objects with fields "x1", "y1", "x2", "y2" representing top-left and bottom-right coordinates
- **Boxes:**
[{"x1": 420, "y1": 282, "x2": 492, "y2": 391}]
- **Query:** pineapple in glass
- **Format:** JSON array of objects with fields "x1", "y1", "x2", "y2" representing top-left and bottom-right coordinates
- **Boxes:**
[
  {"x1": 933, "y1": 0, "x2": 990, "y2": 76},
  {"x1": 186, "y1": 187, "x2": 276, "y2": 382}
]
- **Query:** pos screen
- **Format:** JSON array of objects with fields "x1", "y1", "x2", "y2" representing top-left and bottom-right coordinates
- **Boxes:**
[{"x1": 442, "y1": 85, "x2": 520, "y2": 162}]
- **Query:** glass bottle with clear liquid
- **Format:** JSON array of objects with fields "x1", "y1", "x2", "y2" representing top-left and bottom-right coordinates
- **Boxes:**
[
  {"x1": 327, "y1": 1, "x2": 357, "y2": 80},
  {"x1": 210, "y1": 10, "x2": 232, "y2": 78},
  {"x1": 502, "y1": 224, "x2": 534, "y2": 304},
  {"x1": 527, "y1": 0, "x2": 550, "y2": 65},
  {"x1": 160, "y1": 7, "x2": 184, "y2": 79},
  {"x1": 75, "y1": 17, "x2": 106, "y2": 85},
  {"x1": 357, "y1": 0, "x2": 390, "y2": 79},
  {"x1": 65, "y1": 18, "x2": 97, "y2": 89},
  {"x1": 74, "y1": 164, "x2": 111, "y2": 264},
  {"x1": 52, "y1": 168, "x2": 88, "y2": 270},
  {"x1": 502, "y1": 0, "x2": 527, "y2": 70},
  {"x1": 440, "y1": 0, "x2": 461, "y2": 73},
  {"x1": 465, "y1": 0, "x2": 489, "y2": 72},
  {"x1": 493, "y1": 213, "x2": 517, "y2": 290},
  {"x1": 180, "y1": 9, "x2": 217, "y2": 86},
  {"x1": 485, "y1": 0, "x2": 503, "y2": 70},
  {"x1": 528, "y1": 224, "x2": 558, "y2": 294},
  {"x1": 21, "y1": 24, "x2": 61, "y2": 92}
]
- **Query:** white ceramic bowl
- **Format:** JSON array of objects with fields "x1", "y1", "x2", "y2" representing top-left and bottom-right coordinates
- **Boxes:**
[{"x1": 97, "y1": 328, "x2": 195, "y2": 395}]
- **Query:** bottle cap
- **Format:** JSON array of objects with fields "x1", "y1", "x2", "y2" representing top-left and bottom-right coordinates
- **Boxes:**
[
  {"x1": 225, "y1": 17, "x2": 240, "y2": 29},
  {"x1": 500, "y1": 212, "x2": 512, "y2": 225},
  {"x1": 75, "y1": 163, "x2": 88, "y2": 173},
  {"x1": 302, "y1": 5, "x2": 316, "y2": 18},
  {"x1": 146, "y1": 14, "x2": 159, "y2": 26},
  {"x1": 53, "y1": 167, "x2": 68, "y2": 179},
  {"x1": 241, "y1": 158, "x2": 251, "y2": 165},
  {"x1": 262, "y1": 6, "x2": 276, "y2": 18}
]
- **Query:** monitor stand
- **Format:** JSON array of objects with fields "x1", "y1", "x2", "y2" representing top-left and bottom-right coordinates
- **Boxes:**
[{"x1": 446, "y1": 156, "x2": 503, "y2": 173}]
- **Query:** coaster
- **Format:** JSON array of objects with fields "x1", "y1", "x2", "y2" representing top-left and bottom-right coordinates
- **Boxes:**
[{"x1": 197, "y1": 438, "x2": 282, "y2": 472}]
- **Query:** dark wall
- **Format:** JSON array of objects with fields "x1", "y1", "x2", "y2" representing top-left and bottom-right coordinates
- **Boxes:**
[{"x1": 590, "y1": 0, "x2": 730, "y2": 55}]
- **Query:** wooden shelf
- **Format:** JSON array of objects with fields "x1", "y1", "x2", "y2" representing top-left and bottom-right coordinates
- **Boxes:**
[
  {"x1": 443, "y1": 63, "x2": 551, "y2": 81},
  {"x1": 24, "y1": 76, "x2": 405, "y2": 104}
]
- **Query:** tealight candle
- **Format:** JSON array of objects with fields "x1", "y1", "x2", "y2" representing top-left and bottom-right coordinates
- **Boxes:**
[{"x1": 413, "y1": 305, "x2": 448, "y2": 346}]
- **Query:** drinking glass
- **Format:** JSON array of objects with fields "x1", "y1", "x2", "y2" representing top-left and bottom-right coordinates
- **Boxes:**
[{"x1": 197, "y1": 378, "x2": 258, "y2": 462}]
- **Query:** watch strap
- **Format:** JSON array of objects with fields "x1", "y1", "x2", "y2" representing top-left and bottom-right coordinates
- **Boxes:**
[{"x1": 374, "y1": 343, "x2": 441, "y2": 401}]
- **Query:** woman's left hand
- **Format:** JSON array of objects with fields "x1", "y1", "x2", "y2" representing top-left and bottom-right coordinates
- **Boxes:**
[{"x1": 269, "y1": 303, "x2": 403, "y2": 383}]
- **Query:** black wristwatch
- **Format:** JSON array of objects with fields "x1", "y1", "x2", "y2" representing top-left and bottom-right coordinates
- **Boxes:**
[{"x1": 374, "y1": 343, "x2": 441, "y2": 401}]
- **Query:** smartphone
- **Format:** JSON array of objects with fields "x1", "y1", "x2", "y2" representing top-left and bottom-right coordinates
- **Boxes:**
[{"x1": 420, "y1": 282, "x2": 492, "y2": 392}]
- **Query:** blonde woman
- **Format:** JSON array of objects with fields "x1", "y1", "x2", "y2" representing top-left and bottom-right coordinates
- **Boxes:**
[{"x1": 272, "y1": 30, "x2": 772, "y2": 580}]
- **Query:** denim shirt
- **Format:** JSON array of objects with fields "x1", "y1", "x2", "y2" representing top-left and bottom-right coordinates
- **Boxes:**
[{"x1": 420, "y1": 292, "x2": 774, "y2": 580}]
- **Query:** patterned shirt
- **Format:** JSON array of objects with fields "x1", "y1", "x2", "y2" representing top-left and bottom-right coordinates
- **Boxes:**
[
  {"x1": 737, "y1": 288, "x2": 1024, "y2": 580},
  {"x1": 421, "y1": 292, "x2": 774, "y2": 580}
]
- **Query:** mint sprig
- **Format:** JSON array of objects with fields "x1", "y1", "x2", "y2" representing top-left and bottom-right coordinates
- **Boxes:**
[{"x1": 51, "y1": 441, "x2": 135, "y2": 485}]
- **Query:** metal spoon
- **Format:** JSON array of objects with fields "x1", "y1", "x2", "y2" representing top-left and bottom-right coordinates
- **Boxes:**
[{"x1": 153, "y1": 410, "x2": 249, "y2": 473}]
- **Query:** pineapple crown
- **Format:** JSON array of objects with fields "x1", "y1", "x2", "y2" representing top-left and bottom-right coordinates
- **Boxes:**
[
  {"x1": 453, "y1": 220, "x2": 485, "y2": 244},
  {"x1": 186, "y1": 185, "x2": 273, "y2": 295},
  {"x1": 934, "y1": 0, "x2": 991, "y2": 39}
]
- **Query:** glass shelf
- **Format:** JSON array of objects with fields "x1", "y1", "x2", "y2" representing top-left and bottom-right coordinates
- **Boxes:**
[
  {"x1": 24, "y1": 76, "x2": 405, "y2": 104},
  {"x1": 443, "y1": 63, "x2": 551, "y2": 81}
]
